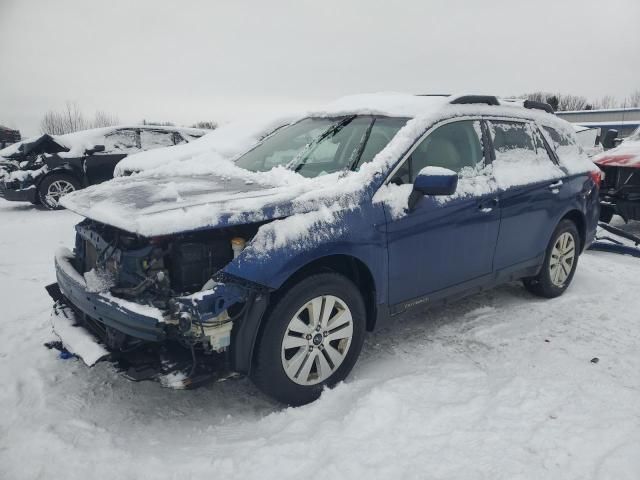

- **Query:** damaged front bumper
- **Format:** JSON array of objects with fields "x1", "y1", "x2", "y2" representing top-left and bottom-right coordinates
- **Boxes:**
[
  {"x1": 48, "y1": 247, "x2": 270, "y2": 385},
  {"x1": 0, "y1": 181, "x2": 38, "y2": 202},
  {"x1": 54, "y1": 247, "x2": 167, "y2": 341}
]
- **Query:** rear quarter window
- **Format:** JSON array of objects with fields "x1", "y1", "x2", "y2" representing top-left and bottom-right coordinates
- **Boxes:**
[
  {"x1": 541, "y1": 125, "x2": 582, "y2": 163},
  {"x1": 488, "y1": 120, "x2": 563, "y2": 187}
]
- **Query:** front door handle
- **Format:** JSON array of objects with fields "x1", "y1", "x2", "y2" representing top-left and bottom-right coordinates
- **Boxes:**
[
  {"x1": 548, "y1": 180, "x2": 563, "y2": 192},
  {"x1": 478, "y1": 198, "x2": 499, "y2": 213}
]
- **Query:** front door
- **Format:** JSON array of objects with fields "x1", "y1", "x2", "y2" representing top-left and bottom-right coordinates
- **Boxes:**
[
  {"x1": 383, "y1": 119, "x2": 500, "y2": 308},
  {"x1": 86, "y1": 129, "x2": 141, "y2": 184}
]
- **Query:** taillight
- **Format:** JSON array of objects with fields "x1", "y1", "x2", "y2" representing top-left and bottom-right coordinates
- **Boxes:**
[{"x1": 589, "y1": 169, "x2": 602, "y2": 188}]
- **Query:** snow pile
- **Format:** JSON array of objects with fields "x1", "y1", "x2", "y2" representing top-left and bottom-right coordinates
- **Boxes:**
[
  {"x1": 50, "y1": 304, "x2": 109, "y2": 366},
  {"x1": 1, "y1": 200, "x2": 640, "y2": 479}
]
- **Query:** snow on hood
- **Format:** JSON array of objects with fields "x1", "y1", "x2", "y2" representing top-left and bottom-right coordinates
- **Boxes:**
[
  {"x1": 113, "y1": 114, "x2": 298, "y2": 177},
  {"x1": 61, "y1": 93, "x2": 595, "y2": 239},
  {"x1": 593, "y1": 139, "x2": 640, "y2": 168}
]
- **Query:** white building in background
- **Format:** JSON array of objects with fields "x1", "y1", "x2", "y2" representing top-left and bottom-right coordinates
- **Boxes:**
[{"x1": 556, "y1": 108, "x2": 640, "y2": 138}]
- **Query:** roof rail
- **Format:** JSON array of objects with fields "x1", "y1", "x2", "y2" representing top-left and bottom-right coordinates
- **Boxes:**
[
  {"x1": 523, "y1": 99, "x2": 555, "y2": 114},
  {"x1": 450, "y1": 95, "x2": 499, "y2": 106},
  {"x1": 415, "y1": 93, "x2": 451, "y2": 97}
]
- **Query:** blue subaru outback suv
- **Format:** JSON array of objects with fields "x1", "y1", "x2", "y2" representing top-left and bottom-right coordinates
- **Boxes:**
[{"x1": 48, "y1": 93, "x2": 600, "y2": 405}]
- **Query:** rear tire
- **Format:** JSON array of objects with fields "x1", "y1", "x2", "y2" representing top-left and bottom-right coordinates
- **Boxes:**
[
  {"x1": 523, "y1": 219, "x2": 580, "y2": 298},
  {"x1": 251, "y1": 273, "x2": 366, "y2": 406},
  {"x1": 38, "y1": 173, "x2": 80, "y2": 210}
]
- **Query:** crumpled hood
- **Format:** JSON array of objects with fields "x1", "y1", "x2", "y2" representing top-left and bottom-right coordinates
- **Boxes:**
[
  {"x1": 60, "y1": 171, "x2": 337, "y2": 237},
  {"x1": 593, "y1": 140, "x2": 640, "y2": 168}
]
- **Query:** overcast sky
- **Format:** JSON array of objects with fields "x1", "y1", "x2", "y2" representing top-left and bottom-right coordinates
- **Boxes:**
[{"x1": 1, "y1": 0, "x2": 639, "y2": 136}]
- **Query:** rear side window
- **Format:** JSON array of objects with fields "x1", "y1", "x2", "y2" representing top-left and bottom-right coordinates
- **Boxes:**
[
  {"x1": 391, "y1": 120, "x2": 484, "y2": 184},
  {"x1": 140, "y1": 130, "x2": 176, "y2": 150},
  {"x1": 488, "y1": 120, "x2": 563, "y2": 186},
  {"x1": 104, "y1": 130, "x2": 139, "y2": 153},
  {"x1": 542, "y1": 126, "x2": 571, "y2": 148},
  {"x1": 489, "y1": 121, "x2": 536, "y2": 161},
  {"x1": 541, "y1": 125, "x2": 582, "y2": 163}
]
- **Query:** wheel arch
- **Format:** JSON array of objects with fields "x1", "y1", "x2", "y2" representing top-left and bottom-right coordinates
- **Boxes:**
[
  {"x1": 35, "y1": 165, "x2": 84, "y2": 189},
  {"x1": 560, "y1": 209, "x2": 587, "y2": 252},
  {"x1": 274, "y1": 254, "x2": 379, "y2": 332}
]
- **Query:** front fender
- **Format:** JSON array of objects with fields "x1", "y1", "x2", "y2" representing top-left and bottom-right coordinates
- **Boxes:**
[{"x1": 222, "y1": 202, "x2": 388, "y2": 304}]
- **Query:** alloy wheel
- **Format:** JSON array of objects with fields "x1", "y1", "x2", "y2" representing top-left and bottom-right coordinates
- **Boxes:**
[
  {"x1": 549, "y1": 232, "x2": 576, "y2": 287},
  {"x1": 45, "y1": 180, "x2": 75, "y2": 207},
  {"x1": 281, "y1": 295, "x2": 354, "y2": 386}
]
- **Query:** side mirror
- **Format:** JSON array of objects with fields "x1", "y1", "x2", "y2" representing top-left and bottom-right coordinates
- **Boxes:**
[
  {"x1": 601, "y1": 129, "x2": 619, "y2": 150},
  {"x1": 85, "y1": 144, "x2": 105, "y2": 155},
  {"x1": 408, "y1": 166, "x2": 458, "y2": 210}
]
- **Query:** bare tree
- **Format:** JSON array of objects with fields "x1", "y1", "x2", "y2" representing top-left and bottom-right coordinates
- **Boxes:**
[
  {"x1": 593, "y1": 95, "x2": 618, "y2": 110},
  {"x1": 625, "y1": 90, "x2": 640, "y2": 107},
  {"x1": 40, "y1": 102, "x2": 119, "y2": 134},
  {"x1": 92, "y1": 110, "x2": 120, "y2": 128},
  {"x1": 556, "y1": 94, "x2": 590, "y2": 111},
  {"x1": 191, "y1": 120, "x2": 218, "y2": 130},
  {"x1": 141, "y1": 119, "x2": 175, "y2": 126}
]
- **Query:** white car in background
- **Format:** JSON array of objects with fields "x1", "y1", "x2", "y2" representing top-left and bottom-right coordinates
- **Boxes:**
[{"x1": 114, "y1": 114, "x2": 299, "y2": 177}]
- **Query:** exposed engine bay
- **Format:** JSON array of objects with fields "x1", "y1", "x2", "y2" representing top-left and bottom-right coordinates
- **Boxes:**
[{"x1": 66, "y1": 219, "x2": 266, "y2": 363}]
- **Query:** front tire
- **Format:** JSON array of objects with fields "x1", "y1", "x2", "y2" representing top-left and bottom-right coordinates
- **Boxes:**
[
  {"x1": 38, "y1": 174, "x2": 80, "y2": 210},
  {"x1": 251, "y1": 273, "x2": 366, "y2": 406},
  {"x1": 523, "y1": 219, "x2": 580, "y2": 298}
]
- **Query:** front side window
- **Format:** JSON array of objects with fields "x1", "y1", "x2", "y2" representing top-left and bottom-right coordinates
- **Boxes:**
[
  {"x1": 391, "y1": 120, "x2": 485, "y2": 184},
  {"x1": 235, "y1": 116, "x2": 407, "y2": 178},
  {"x1": 104, "y1": 130, "x2": 139, "y2": 153}
]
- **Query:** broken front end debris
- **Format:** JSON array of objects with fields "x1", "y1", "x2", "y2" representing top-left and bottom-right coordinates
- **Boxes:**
[{"x1": 46, "y1": 220, "x2": 269, "y2": 388}]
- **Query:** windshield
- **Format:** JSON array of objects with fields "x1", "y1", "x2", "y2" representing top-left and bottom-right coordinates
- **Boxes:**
[
  {"x1": 629, "y1": 126, "x2": 640, "y2": 142},
  {"x1": 235, "y1": 116, "x2": 407, "y2": 178}
]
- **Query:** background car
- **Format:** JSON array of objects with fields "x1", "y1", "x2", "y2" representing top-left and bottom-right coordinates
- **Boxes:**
[
  {"x1": 593, "y1": 126, "x2": 640, "y2": 222},
  {"x1": 0, "y1": 125, "x2": 208, "y2": 209},
  {"x1": 113, "y1": 114, "x2": 297, "y2": 177}
]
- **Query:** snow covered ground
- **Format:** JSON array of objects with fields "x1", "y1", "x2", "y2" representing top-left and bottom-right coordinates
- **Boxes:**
[{"x1": 0, "y1": 199, "x2": 639, "y2": 480}]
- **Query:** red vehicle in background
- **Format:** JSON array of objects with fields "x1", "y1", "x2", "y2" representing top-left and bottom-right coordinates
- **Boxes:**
[{"x1": 594, "y1": 126, "x2": 640, "y2": 223}]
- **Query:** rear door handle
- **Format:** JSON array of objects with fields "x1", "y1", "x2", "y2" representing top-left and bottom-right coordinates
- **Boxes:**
[
  {"x1": 478, "y1": 198, "x2": 498, "y2": 213},
  {"x1": 548, "y1": 180, "x2": 563, "y2": 191}
]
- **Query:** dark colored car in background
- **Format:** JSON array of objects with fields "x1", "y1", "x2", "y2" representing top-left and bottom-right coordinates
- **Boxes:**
[
  {"x1": 0, "y1": 125, "x2": 207, "y2": 209},
  {"x1": 594, "y1": 126, "x2": 640, "y2": 222}
]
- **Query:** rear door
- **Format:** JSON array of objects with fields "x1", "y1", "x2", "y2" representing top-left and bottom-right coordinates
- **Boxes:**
[
  {"x1": 489, "y1": 119, "x2": 567, "y2": 272},
  {"x1": 383, "y1": 118, "x2": 501, "y2": 309},
  {"x1": 85, "y1": 129, "x2": 139, "y2": 184}
]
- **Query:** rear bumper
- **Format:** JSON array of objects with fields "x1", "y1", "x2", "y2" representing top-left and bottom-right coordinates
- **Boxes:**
[{"x1": 54, "y1": 247, "x2": 167, "y2": 341}]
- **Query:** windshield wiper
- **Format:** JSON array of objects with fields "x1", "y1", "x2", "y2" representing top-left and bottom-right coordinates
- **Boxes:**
[{"x1": 286, "y1": 115, "x2": 357, "y2": 172}]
